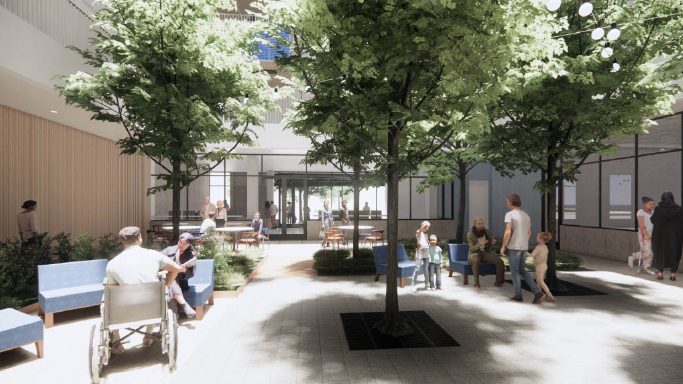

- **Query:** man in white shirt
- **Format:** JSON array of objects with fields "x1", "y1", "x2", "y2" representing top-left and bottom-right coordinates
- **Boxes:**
[
  {"x1": 106, "y1": 227, "x2": 185, "y2": 354},
  {"x1": 200, "y1": 213, "x2": 217, "y2": 237},
  {"x1": 199, "y1": 196, "x2": 216, "y2": 220},
  {"x1": 270, "y1": 201, "x2": 279, "y2": 229},
  {"x1": 500, "y1": 194, "x2": 545, "y2": 304}
]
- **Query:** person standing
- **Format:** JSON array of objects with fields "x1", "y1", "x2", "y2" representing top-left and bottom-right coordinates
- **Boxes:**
[
  {"x1": 427, "y1": 235, "x2": 444, "y2": 291},
  {"x1": 264, "y1": 201, "x2": 271, "y2": 228},
  {"x1": 199, "y1": 196, "x2": 216, "y2": 221},
  {"x1": 216, "y1": 200, "x2": 227, "y2": 228},
  {"x1": 286, "y1": 202, "x2": 293, "y2": 225},
  {"x1": 362, "y1": 202, "x2": 371, "y2": 219},
  {"x1": 650, "y1": 192, "x2": 683, "y2": 281},
  {"x1": 17, "y1": 200, "x2": 40, "y2": 245},
  {"x1": 466, "y1": 217, "x2": 505, "y2": 288},
  {"x1": 635, "y1": 196, "x2": 656, "y2": 275},
  {"x1": 500, "y1": 194, "x2": 545, "y2": 304},
  {"x1": 339, "y1": 200, "x2": 350, "y2": 225},
  {"x1": 322, "y1": 201, "x2": 333, "y2": 230},
  {"x1": 410, "y1": 221, "x2": 431, "y2": 292},
  {"x1": 530, "y1": 232, "x2": 555, "y2": 302},
  {"x1": 271, "y1": 200, "x2": 279, "y2": 229}
]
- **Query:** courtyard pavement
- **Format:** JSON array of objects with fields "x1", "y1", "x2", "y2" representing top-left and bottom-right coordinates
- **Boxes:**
[{"x1": 2, "y1": 241, "x2": 683, "y2": 384}]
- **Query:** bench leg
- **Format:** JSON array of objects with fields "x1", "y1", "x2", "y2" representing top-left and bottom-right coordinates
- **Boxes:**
[
  {"x1": 44, "y1": 312, "x2": 54, "y2": 328},
  {"x1": 208, "y1": 294, "x2": 214, "y2": 306},
  {"x1": 38, "y1": 306, "x2": 44, "y2": 316},
  {"x1": 35, "y1": 340, "x2": 44, "y2": 358},
  {"x1": 374, "y1": 272, "x2": 381, "y2": 282},
  {"x1": 448, "y1": 270, "x2": 453, "y2": 277},
  {"x1": 463, "y1": 275, "x2": 469, "y2": 285},
  {"x1": 195, "y1": 305, "x2": 204, "y2": 321},
  {"x1": 400, "y1": 277, "x2": 405, "y2": 288}
]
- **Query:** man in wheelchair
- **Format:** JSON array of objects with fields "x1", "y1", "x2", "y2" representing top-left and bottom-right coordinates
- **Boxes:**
[{"x1": 105, "y1": 226, "x2": 186, "y2": 354}]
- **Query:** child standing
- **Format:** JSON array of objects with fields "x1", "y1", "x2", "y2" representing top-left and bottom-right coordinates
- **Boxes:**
[
  {"x1": 411, "y1": 221, "x2": 431, "y2": 292},
  {"x1": 428, "y1": 235, "x2": 443, "y2": 291},
  {"x1": 530, "y1": 232, "x2": 555, "y2": 302}
]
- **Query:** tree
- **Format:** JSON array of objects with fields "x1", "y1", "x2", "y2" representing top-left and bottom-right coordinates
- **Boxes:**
[
  {"x1": 267, "y1": 0, "x2": 560, "y2": 336},
  {"x1": 480, "y1": 0, "x2": 682, "y2": 290},
  {"x1": 418, "y1": 134, "x2": 484, "y2": 243},
  {"x1": 56, "y1": 0, "x2": 277, "y2": 241}
]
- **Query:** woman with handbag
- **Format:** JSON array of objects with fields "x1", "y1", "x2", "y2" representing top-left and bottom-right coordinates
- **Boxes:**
[{"x1": 322, "y1": 201, "x2": 333, "y2": 230}]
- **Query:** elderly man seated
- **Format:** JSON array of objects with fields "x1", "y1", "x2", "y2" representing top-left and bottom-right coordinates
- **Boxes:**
[
  {"x1": 160, "y1": 232, "x2": 197, "y2": 318},
  {"x1": 250, "y1": 212, "x2": 264, "y2": 238},
  {"x1": 467, "y1": 217, "x2": 505, "y2": 289},
  {"x1": 106, "y1": 226, "x2": 185, "y2": 354}
]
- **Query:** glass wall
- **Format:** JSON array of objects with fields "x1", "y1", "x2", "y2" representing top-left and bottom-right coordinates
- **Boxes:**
[
  {"x1": 151, "y1": 154, "x2": 454, "y2": 221},
  {"x1": 562, "y1": 113, "x2": 682, "y2": 231}
]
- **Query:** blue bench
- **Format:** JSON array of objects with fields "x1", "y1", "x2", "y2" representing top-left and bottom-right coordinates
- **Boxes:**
[
  {"x1": 373, "y1": 244, "x2": 424, "y2": 288},
  {"x1": 38, "y1": 259, "x2": 108, "y2": 328},
  {"x1": 0, "y1": 309, "x2": 44, "y2": 358},
  {"x1": 184, "y1": 259, "x2": 215, "y2": 320},
  {"x1": 448, "y1": 244, "x2": 497, "y2": 285}
]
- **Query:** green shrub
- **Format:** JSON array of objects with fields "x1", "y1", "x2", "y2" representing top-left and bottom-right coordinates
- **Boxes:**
[
  {"x1": 97, "y1": 233, "x2": 123, "y2": 260},
  {"x1": 72, "y1": 232, "x2": 96, "y2": 261},
  {"x1": 208, "y1": 247, "x2": 263, "y2": 291},
  {"x1": 313, "y1": 248, "x2": 376, "y2": 275},
  {"x1": 501, "y1": 250, "x2": 585, "y2": 271},
  {"x1": 52, "y1": 232, "x2": 74, "y2": 263},
  {"x1": 197, "y1": 239, "x2": 219, "y2": 260}
]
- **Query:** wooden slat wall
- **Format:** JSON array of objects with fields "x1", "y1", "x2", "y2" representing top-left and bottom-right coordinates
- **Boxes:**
[
  {"x1": 0, "y1": 0, "x2": 95, "y2": 51},
  {"x1": 0, "y1": 105, "x2": 151, "y2": 241}
]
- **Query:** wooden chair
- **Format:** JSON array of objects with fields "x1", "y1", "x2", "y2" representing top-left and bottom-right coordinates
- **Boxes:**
[
  {"x1": 237, "y1": 231, "x2": 259, "y2": 250},
  {"x1": 322, "y1": 230, "x2": 343, "y2": 250},
  {"x1": 330, "y1": 227, "x2": 348, "y2": 248},
  {"x1": 364, "y1": 229, "x2": 385, "y2": 247}
]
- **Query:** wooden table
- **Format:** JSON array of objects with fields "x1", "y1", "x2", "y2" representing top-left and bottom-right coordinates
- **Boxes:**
[{"x1": 215, "y1": 226, "x2": 255, "y2": 251}]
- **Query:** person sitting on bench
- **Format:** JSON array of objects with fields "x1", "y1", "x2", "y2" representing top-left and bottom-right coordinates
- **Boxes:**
[
  {"x1": 160, "y1": 232, "x2": 198, "y2": 318},
  {"x1": 467, "y1": 217, "x2": 505, "y2": 288},
  {"x1": 106, "y1": 226, "x2": 185, "y2": 354}
]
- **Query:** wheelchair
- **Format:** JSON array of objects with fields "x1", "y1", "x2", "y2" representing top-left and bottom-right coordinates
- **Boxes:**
[{"x1": 88, "y1": 276, "x2": 178, "y2": 383}]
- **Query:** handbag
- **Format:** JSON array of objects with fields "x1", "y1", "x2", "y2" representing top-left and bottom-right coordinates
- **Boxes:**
[{"x1": 318, "y1": 228, "x2": 325, "y2": 239}]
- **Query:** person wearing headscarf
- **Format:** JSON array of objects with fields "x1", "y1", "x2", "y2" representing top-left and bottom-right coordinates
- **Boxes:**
[
  {"x1": 160, "y1": 232, "x2": 198, "y2": 318},
  {"x1": 17, "y1": 200, "x2": 40, "y2": 245},
  {"x1": 650, "y1": 192, "x2": 683, "y2": 281}
]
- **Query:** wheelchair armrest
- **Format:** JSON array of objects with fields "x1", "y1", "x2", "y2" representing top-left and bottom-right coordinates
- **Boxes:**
[{"x1": 158, "y1": 271, "x2": 168, "y2": 280}]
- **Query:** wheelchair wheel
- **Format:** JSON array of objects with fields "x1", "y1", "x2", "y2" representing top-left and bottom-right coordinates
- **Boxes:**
[
  {"x1": 166, "y1": 309, "x2": 178, "y2": 371},
  {"x1": 89, "y1": 324, "x2": 103, "y2": 383}
]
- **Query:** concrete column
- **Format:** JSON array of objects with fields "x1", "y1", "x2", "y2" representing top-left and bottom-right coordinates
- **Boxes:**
[{"x1": 247, "y1": 155, "x2": 259, "y2": 216}]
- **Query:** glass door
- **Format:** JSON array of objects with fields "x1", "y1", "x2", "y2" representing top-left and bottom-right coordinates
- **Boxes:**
[{"x1": 270, "y1": 175, "x2": 307, "y2": 240}]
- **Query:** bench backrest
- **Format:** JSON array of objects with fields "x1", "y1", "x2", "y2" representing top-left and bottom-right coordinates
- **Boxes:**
[
  {"x1": 188, "y1": 259, "x2": 214, "y2": 286},
  {"x1": 372, "y1": 244, "x2": 407, "y2": 265},
  {"x1": 104, "y1": 281, "x2": 165, "y2": 327},
  {"x1": 448, "y1": 244, "x2": 469, "y2": 263},
  {"x1": 38, "y1": 259, "x2": 108, "y2": 292}
]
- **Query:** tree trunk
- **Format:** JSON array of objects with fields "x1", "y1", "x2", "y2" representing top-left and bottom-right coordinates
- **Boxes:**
[
  {"x1": 374, "y1": 128, "x2": 412, "y2": 337},
  {"x1": 352, "y1": 161, "x2": 361, "y2": 259},
  {"x1": 545, "y1": 156, "x2": 566, "y2": 292},
  {"x1": 456, "y1": 161, "x2": 467, "y2": 243},
  {"x1": 171, "y1": 161, "x2": 181, "y2": 243}
]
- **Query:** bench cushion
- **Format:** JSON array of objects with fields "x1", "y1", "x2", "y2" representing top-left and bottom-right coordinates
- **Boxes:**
[
  {"x1": 39, "y1": 284, "x2": 104, "y2": 313},
  {"x1": 184, "y1": 283, "x2": 212, "y2": 307},
  {"x1": 375, "y1": 260, "x2": 423, "y2": 278},
  {"x1": 450, "y1": 261, "x2": 497, "y2": 276},
  {"x1": 0, "y1": 309, "x2": 43, "y2": 352}
]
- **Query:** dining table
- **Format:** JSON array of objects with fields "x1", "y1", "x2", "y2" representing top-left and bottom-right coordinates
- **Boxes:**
[{"x1": 214, "y1": 226, "x2": 255, "y2": 251}]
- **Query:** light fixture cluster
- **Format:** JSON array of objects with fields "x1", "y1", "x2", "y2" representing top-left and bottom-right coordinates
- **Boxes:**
[{"x1": 545, "y1": 1, "x2": 621, "y2": 72}]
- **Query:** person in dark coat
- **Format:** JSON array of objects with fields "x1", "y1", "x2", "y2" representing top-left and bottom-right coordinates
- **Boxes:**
[
  {"x1": 650, "y1": 192, "x2": 683, "y2": 281},
  {"x1": 161, "y1": 232, "x2": 198, "y2": 317}
]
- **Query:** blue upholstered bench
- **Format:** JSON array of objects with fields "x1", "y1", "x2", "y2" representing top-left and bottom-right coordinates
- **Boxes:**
[
  {"x1": 38, "y1": 259, "x2": 108, "y2": 328},
  {"x1": 184, "y1": 259, "x2": 215, "y2": 320},
  {"x1": 447, "y1": 244, "x2": 497, "y2": 285},
  {"x1": 372, "y1": 244, "x2": 424, "y2": 288},
  {"x1": 0, "y1": 309, "x2": 44, "y2": 358}
]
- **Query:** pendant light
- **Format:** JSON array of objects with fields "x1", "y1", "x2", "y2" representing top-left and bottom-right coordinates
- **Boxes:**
[
  {"x1": 591, "y1": 23, "x2": 605, "y2": 40},
  {"x1": 607, "y1": 24, "x2": 621, "y2": 41},
  {"x1": 578, "y1": 1, "x2": 593, "y2": 17},
  {"x1": 611, "y1": 59, "x2": 620, "y2": 72},
  {"x1": 547, "y1": 0, "x2": 562, "y2": 11},
  {"x1": 601, "y1": 43, "x2": 613, "y2": 58}
]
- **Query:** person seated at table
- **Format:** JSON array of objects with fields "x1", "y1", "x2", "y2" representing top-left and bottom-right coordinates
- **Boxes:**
[
  {"x1": 106, "y1": 226, "x2": 185, "y2": 354},
  {"x1": 160, "y1": 232, "x2": 198, "y2": 318},
  {"x1": 467, "y1": 217, "x2": 505, "y2": 288},
  {"x1": 201, "y1": 213, "x2": 217, "y2": 237},
  {"x1": 250, "y1": 212, "x2": 265, "y2": 239}
]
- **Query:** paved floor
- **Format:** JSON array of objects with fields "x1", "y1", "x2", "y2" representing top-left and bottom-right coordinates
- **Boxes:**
[{"x1": 2, "y1": 241, "x2": 683, "y2": 384}]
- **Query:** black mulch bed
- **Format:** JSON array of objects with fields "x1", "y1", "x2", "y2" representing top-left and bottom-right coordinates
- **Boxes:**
[
  {"x1": 340, "y1": 311, "x2": 460, "y2": 351},
  {"x1": 505, "y1": 279, "x2": 607, "y2": 296}
]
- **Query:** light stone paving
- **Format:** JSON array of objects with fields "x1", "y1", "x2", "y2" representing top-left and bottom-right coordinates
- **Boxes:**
[{"x1": 2, "y1": 241, "x2": 683, "y2": 384}]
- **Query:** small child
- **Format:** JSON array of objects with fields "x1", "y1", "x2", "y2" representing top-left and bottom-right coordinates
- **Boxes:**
[
  {"x1": 411, "y1": 221, "x2": 431, "y2": 292},
  {"x1": 530, "y1": 232, "x2": 555, "y2": 302},
  {"x1": 428, "y1": 235, "x2": 443, "y2": 291}
]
